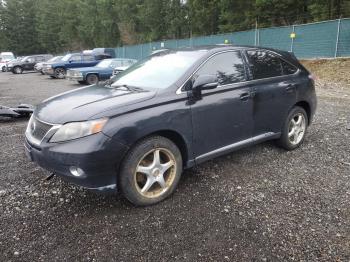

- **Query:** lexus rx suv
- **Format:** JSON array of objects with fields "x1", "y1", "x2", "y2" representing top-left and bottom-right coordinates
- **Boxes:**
[{"x1": 24, "y1": 45, "x2": 317, "y2": 206}]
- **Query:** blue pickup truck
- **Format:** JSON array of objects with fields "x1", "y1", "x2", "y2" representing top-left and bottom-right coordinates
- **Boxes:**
[
  {"x1": 66, "y1": 58, "x2": 137, "y2": 85},
  {"x1": 43, "y1": 48, "x2": 115, "y2": 79}
]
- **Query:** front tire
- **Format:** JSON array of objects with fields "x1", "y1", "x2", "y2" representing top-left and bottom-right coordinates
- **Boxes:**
[
  {"x1": 1, "y1": 66, "x2": 6, "y2": 72},
  {"x1": 13, "y1": 66, "x2": 23, "y2": 74},
  {"x1": 86, "y1": 74, "x2": 99, "y2": 85},
  {"x1": 119, "y1": 136, "x2": 183, "y2": 206},
  {"x1": 278, "y1": 106, "x2": 308, "y2": 150},
  {"x1": 54, "y1": 67, "x2": 66, "y2": 79}
]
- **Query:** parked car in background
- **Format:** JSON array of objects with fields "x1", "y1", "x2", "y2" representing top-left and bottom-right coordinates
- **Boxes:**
[
  {"x1": 0, "y1": 52, "x2": 15, "y2": 72},
  {"x1": 35, "y1": 56, "x2": 63, "y2": 74},
  {"x1": 67, "y1": 58, "x2": 137, "y2": 85},
  {"x1": 44, "y1": 52, "x2": 111, "y2": 79},
  {"x1": 112, "y1": 59, "x2": 137, "y2": 76},
  {"x1": 92, "y1": 48, "x2": 116, "y2": 59},
  {"x1": 24, "y1": 45, "x2": 317, "y2": 206},
  {"x1": 8, "y1": 54, "x2": 53, "y2": 74}
]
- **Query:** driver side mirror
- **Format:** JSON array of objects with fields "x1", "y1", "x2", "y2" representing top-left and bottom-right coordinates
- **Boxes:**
[{"x1": 192, "y1": 74, "x2": 218, "y2": 91}]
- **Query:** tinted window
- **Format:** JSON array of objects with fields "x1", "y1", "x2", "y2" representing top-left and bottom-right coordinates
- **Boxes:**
[
  {"x1": 247, "y1": 50, "x2": 283, "y2": 79},
  {"x1": 195, "y1": 51, "x2": 246, "y2": 85},
  {"x1": 83, "y1": 55, "x2": 95, "y2": 61},
  {"x1": 281, "y1": 60, "x2": 297, "y2": 75}
]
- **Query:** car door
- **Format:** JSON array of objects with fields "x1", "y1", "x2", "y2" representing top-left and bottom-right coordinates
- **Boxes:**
[
  {"x1": 245, "y1": 50, "x2": 299, "y2": 136},
  {"x1": 67, "y1": 55, "x2": 83, "y2": 69},
  {"x1": 82, "y1": 54, "x2": 98, "y2": 67},
  {"x1": 23, "y1": 57, "x2": 36, "y2": 70},
  {"x1": 190, "y1": 51, "x2": 254, "y2": 162}
]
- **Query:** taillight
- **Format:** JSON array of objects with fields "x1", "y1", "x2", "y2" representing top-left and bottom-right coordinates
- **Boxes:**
[{"x1": 308, "y1": 74, "x2": 316, "y2": 81}]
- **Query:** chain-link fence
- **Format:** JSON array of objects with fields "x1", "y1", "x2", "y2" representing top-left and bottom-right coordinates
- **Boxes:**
[{"x1": 115, "y1": 18, "x2": 350, "y2": 60}]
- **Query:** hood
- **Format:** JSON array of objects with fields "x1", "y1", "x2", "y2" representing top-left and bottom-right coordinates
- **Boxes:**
[
  {"x1": 35, "y1": 85, "x2": 156, "y2": 124},
  {"x1": 71, "y1": 66, "x2": 112, "y2": 73},
  {"x1": 0, "y1": 59, "x2": 12, "y2": 64}
]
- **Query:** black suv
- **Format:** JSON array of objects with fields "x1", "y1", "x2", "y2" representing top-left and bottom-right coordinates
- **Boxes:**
[
  {"x1": 8, "y1": 54, "x2": 53, "y2": 74},
  {"x1": 24, "y1": 46, "x2": 317, "y2": 206}
]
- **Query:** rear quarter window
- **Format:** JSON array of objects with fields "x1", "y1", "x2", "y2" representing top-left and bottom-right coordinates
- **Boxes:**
[{"x1": 281, "y1": 59, "x2": 298, "y2": 75}]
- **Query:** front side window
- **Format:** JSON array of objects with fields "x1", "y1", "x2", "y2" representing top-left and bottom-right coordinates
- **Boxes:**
[
  {"x1": 26, "y1": 57, "x2": 35, "y2": 63},
  {"x1": 70, "y1": 55, "x2": 82, "y2": 62},
  {"x1": 195, "y1": 51, "x2": 246, "y2": 86},
  {"x1": 247, "y1": 50, "x2": 283, "y2": 80}
]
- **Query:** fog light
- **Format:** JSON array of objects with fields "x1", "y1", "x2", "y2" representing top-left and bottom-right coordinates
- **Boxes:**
[{"x1": 69, "y1": 166, "x2": 85, "y2": 177}]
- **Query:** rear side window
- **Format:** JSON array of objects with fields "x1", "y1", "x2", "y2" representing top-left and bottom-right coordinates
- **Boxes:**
[
  {"x1": 196, "y1": 51, "x2": 246, "y2": 85},
  {"x1": 83, "y1": 55, "x2": 95, "y2": 61},
  {"x1": 247, "y1": 50, "x2": 283, "y2": 79}
]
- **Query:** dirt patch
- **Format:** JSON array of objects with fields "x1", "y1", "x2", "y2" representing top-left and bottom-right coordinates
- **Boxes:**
[{"x1": 302, "y1": 58, "x2": 350, "y2": 88}]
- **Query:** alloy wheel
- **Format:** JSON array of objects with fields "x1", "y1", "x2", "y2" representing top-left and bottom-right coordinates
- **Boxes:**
[
  {"x1": 288, "y1": 113, "x2": 306, "y2": 145},
  {"x1": 55, "y1": 68, "x2": 65, "y2": 79},
  {"x1": 134, "y1": 148, "x2": 176, "y2": 198},
  {"x1": 14, "y1": 67, "x2": 22, "y2": 74}
]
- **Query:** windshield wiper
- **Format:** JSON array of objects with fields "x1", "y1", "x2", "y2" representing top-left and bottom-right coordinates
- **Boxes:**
[{"x1": 111, "y1": 84, "x2": 146, "y2": 92}]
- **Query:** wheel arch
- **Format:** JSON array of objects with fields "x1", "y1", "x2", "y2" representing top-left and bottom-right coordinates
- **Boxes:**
[
  {"x1": 121, "y1": 129, "x2": 191, "y2": 169},
  {"x1": 86, "y1": 72, "x2": 99, "y2": 79},
  {"x1": 294, "y1": 101, "x2": 311, "y2": 125}
]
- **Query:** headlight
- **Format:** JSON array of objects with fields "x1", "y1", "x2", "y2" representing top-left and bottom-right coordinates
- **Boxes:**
[
  {"x1": 50, "y1": 118, "x2": 107, "y2": 143},
  {"x1": 74, "y1": 71, "x2": 82, "y2": 76}
]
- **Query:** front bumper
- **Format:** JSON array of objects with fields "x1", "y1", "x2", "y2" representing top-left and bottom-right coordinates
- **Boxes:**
[
  {"x1": 24, "y1": 132, "x2": 129, "y2": 192},
  {"x1": 66, "y1": 75, "x2": 84, "y2": 81},
  {"x1": 43, "y1": 68, "x2": 54, "y2": 76}
]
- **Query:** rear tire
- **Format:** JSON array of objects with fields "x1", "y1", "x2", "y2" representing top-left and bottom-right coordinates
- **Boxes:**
[
  {"x1": 277, "y1": 106, "x2": 308, "y2": 150},
  {"x1": 1, "y1": 66, "x2": 6, "y2": 72},
  {"x1": 119, "y1": 136, "x2": 182, "y2": 206},
  {"x1": 86, "y1": 74, "x2": 99, "y2": 85}
]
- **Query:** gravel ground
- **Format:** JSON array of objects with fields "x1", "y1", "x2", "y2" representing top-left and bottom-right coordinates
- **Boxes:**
[{"x1": 0, "y1": 68, "x2": 349, "y2": 261}]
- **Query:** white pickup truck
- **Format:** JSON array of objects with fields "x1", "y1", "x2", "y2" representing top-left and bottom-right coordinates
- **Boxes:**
[{"x1": 0, "y1": 52, "x2": 15, "y2": 72}]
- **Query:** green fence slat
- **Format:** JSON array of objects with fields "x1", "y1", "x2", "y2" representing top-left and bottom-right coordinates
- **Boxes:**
[{"x1": 114, "y1": 18, "x2": 350, "y2": 60}]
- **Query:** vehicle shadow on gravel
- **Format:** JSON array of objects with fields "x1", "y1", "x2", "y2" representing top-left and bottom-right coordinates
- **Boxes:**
[{"x1": 40, "y1": 140, "x2": 285, "y2": 214}]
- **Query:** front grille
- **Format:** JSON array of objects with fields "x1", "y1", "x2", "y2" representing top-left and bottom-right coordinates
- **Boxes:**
[{"x1": 30, "y1": 118, "x2": 53, "y2": 141}]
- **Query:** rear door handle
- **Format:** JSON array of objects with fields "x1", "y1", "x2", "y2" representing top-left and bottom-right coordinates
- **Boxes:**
[
  {"x1": 240, "y1": 93, "x2": 251, "y2": 101},
  {"x1": 285, "y1": 84, "x2": 297, "y2": 93}
]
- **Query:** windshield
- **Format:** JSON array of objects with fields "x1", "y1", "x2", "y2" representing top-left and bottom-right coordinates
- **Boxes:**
[
  {"x1": 96, "y1": 59, "x2": 113, "y2": 68},
  {"x1": 21, "y1": 56, "x2": 29, "y2": 62},
  {"x1": 1, "y1": 55, "x2": 14, "y2": 60},
  {"x1": 111, "y1": 51, "x2": 205, "y2": 90},
  {"x1": 48, "y1": 56, "x2": 62, "y2": 62},
  {"x1": 61, "y1": 54, "x2": 72, "y2": 62}
]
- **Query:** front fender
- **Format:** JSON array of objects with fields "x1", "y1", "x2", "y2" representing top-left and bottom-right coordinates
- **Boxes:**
[{"x1": 102, "y1": 98, "x2": 193, "y2": 165}]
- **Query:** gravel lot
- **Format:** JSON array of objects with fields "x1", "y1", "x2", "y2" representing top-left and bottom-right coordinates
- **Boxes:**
[{"x1": 0, "y1": 68, "x2": 349, "y2": 261}]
